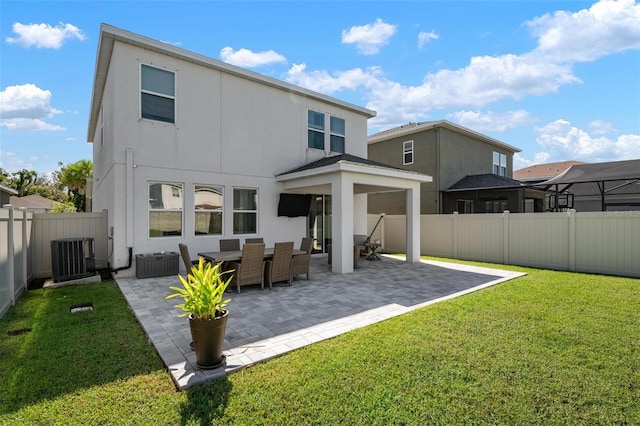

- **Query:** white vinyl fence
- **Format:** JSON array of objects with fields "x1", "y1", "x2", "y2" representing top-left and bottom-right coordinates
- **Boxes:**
[
  {"x1": 374, "y1": 210, "x2": 640, "y2": 278},
  {"x1": 1, "y1": 206, "x2": 108, "y2": 319},
  {"x1": 0, "y1": 206, "x2": 31, "y2": 318}
]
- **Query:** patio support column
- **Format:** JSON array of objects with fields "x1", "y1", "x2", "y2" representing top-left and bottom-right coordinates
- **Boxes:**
[
  {"x1": 331, "y1": 174, "x2": 354, "y2": 273},
  {"x1": 406, "y1": 185, "x2": 420, "y2": 263}
]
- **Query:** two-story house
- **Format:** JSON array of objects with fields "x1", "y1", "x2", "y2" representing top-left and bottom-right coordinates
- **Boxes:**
[
  {"x1": 87, "y1": 24, "x2": 431, "y2": 276},
  {"x1": 367, "y1": 121, "x2": 545, "y2": 214}
]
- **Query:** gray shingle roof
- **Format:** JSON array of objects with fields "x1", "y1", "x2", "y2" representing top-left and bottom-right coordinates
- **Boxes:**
[
  {"x1": 277, "y1": 153, "x2": 408, "y2": 176},
  {"x1": 447, "y1": 174, "x2": 526, "y2": 191}
]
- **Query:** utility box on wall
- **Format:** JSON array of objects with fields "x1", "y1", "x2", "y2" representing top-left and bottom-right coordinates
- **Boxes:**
[{"x1": 135, "y1": 252, "x2": 179, "y2": 279}]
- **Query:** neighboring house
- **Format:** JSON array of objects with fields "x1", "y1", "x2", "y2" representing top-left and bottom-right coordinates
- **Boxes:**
[
  {"x1": 522, "y1": 159, "x2": 640, "y2": 212},
  {"x1": 8, "y1": 194, "x2": 57, "y2": 213},
  {"x1": 0, "y1": 184, "x2": 18, "y2": 206},
  {"x1": 367, "y1": 120, "x2": 544, "y2": 214},
  {"x1": 514, "y1": 160, "x2": 585, "y2": 183},
  {"x1": 87, "y1": 24, "x2": 430, "y2": 276}
]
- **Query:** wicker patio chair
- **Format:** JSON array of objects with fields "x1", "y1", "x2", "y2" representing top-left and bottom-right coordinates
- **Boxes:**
[
  {"x1": 178, "y1": 243, "x2": 198, "y2": 275},
  {"x1": 291, "y1": 237, "x2": 313, "y2": 280},
  {"x1": 264, "y1": 241, "x2": 294, "y2": 288},
  {"x1": 226, "y1": 243, "x2": 265, "y2": 293},
  {"x1": 245, "y1": 237, "x2": 264, "y2": 244},
  {"x1": 219, "y1": 238, "x2": 240, "y2": 251}
]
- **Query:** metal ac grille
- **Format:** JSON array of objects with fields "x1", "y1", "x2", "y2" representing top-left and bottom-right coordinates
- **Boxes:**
[{"x1": 51, "y1": 238, "x2": 94, "y2": 282}]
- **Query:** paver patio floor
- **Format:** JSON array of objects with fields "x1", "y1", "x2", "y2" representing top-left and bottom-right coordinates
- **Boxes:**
[{"x1": 115, "y1": 255, "x2": 525, "y2": 389}]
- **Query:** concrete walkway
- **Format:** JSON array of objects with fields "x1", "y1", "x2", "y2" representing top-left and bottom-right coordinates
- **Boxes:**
[{"x1": 115, "y1": 255, "x2": 525, "y2": 389}]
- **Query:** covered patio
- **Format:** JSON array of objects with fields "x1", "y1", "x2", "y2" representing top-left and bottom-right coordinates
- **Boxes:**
[
  {"x1": 115, "y1": 255, "x2": 525, "y2": 389},
  {"x1": 276, "y1": 154, "x2": 432, "y2": 273}
]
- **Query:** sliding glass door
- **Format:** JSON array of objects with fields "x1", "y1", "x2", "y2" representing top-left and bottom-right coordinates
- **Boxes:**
[{"x1": 307, "y1": 195, "x2": 331, "y2": 254}]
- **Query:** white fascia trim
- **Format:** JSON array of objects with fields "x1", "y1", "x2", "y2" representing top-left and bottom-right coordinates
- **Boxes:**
[{"x1": 276, "y1": 161, "x2": 432, "y2": 183}]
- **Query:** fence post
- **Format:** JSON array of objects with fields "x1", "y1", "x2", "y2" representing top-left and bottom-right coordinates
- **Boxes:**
[
  {"x1": 3, "y1": 205, "x2": 15, "y2": 306},
  {"x1": 20, "y1": 207, "x2": 28, "y2": 291},
  {"x1": 568, "y1": 209, "x2": 576, "y2": 272},
  {"x1": 503, "y1": 210, "x2": 510, "y2": 265},
  {"x1": 452, "y1": 211, "x2": 459, "y2": 259}
]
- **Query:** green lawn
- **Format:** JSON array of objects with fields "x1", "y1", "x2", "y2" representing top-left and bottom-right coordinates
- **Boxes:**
[{"x1": 1, "y1": 261, "x2": 638, "y2": 425}]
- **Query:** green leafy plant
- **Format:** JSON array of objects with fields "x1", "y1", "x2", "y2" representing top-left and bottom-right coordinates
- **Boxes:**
[{"x1": 165, "y1": 258, "x2": 232, "y2": 320}]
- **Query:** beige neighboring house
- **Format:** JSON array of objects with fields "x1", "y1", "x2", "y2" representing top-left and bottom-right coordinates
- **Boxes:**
[
  {"x1": 514, "y1": 161, "x2": 585, "y2": 183},
  {"x1": 1, "y1": 184, "x2": 18, "y2": 206},
  {"x1": 9, "y1": 194, "x2": 57, "y2": 213}
]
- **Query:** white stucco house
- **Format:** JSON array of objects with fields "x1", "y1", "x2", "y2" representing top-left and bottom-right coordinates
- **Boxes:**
[{"x1": 87, "y1": 24, "x2": 431, "y2": 276}]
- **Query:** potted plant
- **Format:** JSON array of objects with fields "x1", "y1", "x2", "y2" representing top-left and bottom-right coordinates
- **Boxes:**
[{"x1": 165, "y1": 258, "x2": 232, "y2": 369}]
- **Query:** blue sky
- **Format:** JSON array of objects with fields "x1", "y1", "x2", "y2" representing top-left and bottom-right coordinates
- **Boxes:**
[{"x1": 1, "y1": 0, "x2": 639, "y2": 176}]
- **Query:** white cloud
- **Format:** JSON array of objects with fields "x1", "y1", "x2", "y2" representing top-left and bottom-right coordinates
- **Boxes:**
[
  {"x1": 5, "y1": 22, "x2": 85, "y2": 49},
  {"x1": 533, "y1": 119, "x2": 640, "y2": 162},
  {"x1": 285, "y1": 0, "x2": 640, "y2": 128},
  {"x1": 1, "y1": 118, "x2": 64, "y2": 131},
  {"x1": 0, "y1": 84, "x2": 64, "y2": 131},
  {"x1": 449, "y1": 110, "x2": 536, "y2": 132},
  {"x1": 418, "y1": 30, "x2": 439, "y2": 49},
  {"x1": 285, "y1": 63, "x2": 384, "y2": 94},
  {"x1": 220, "y1": 47, "x2": 286, "y2": 67},
  {"x1": 527, "y1": 0, "x2": 640, "y2": 63},
  {"x1": 513, "y1": 151, "x2": 552, "y2": 171},
  {"x1": 342, "y1": 18, "x2": 397, "y2": 55},
  {"x1": 589, "y1": 119, "x2": 617, "y2": 135}
]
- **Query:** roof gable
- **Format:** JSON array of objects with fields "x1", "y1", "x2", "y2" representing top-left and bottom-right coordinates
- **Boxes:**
[
  {"x1": 88, "y1": 24, "x2": 376, "y2": 142},
  {"x1": 367, "y1": 120, "x2": 520, "y2": 153}
]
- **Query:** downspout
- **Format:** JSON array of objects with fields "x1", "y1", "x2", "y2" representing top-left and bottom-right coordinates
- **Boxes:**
[
  {"x1": 112, "y1": 148, "x2": 135, "y2": 273},
  {"x1": 435, "y1": 126, "x2": 442, "y2": 213}
]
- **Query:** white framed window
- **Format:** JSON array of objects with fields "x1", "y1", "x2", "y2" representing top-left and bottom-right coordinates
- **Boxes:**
[
  {"x1": 148, "y1": 181, "x2": 183, "y2": 237},
  {"x1": 403, "y1": 140, "x2": 414, "y2": 165},
  {"x1": 233, "y1": 187, "x2": 258, "y2": 234},
  {"x1": 141, "y1": 64, "x2": 175, "y2": 124},
  {"x1": 194, "y1": 184, "x2": 223, "y2": 236},
  {"x1": 493, "y1": 151, "x2": 507, "y2": 176},
  {"x1": 330, "y1": 116, "x2": 345, "y2": 153},
  {"x1": 308, "y1": 110, "x2": 325, "y2": 150}
]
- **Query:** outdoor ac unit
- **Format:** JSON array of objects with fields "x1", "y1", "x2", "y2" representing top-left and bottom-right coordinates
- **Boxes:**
[{"x1": 51, "y1": 238, "x2": 96, "y2": 283}]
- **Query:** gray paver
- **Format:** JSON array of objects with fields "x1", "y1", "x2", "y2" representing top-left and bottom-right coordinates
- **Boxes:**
[{"x1": 115, "y1": 254, "x2": 525, "y2": 389}]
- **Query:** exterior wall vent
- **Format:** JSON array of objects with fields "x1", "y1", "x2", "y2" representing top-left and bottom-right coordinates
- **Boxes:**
[{"x1": 51, "y1": 238, "x2": 96, "y2": 283}]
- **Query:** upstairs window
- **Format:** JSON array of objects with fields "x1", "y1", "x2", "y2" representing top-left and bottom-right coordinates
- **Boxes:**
[
  {"x1": 330, "y1": 116, "x2": 345, "y2": 153},
  {"x1": 308, "y1": 110, "x2": 325, "y2": 150},
  {"x1": 403, "y1": 140, "x2": 414, "y2": 165},
  {"x1": 141, "y1": 64, "x2": 175, "y2": 123},
  {"x1": 194, "y1": 184, "x2": 223, "y2": 236},
  {"x1": 493, "y1": 151, "x2": 507, "y2": 176}
]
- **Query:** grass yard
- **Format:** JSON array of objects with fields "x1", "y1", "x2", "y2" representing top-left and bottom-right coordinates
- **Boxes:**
[{"x1": 0, "y1": 260, "x2": 638, "y2": 425}]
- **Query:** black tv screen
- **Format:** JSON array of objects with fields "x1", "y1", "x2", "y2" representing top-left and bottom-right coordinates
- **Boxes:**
[{"x1": 278, "y1": 194, "x2": 312, "y2": 217}]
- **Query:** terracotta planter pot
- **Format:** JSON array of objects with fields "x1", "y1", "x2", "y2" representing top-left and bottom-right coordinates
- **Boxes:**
[{"x1": 189, "y1": 310, "x2": 228, "y2": 369}]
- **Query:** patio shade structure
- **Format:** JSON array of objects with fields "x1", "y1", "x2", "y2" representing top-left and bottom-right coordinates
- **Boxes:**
[
  {"x1": 276, "y1": 154, "x2": 432, "y2": 273},
  {"x1": 534, "y1": 159, "x2": 640, "y2": 211}
]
